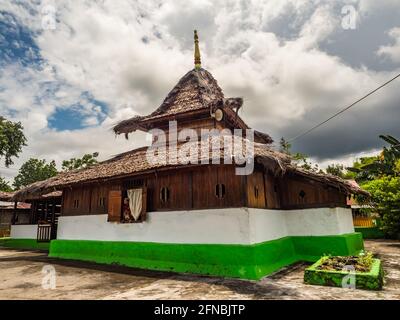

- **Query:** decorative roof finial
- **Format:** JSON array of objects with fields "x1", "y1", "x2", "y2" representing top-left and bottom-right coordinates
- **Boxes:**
[{"x1": 194, "y1": 30, "x2": 201, "y2": 70}]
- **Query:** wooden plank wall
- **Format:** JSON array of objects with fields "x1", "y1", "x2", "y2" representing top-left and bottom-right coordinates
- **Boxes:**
[
  {"x1": 246, "y1": 171, "x2": 266, "y2": 208},
  {"x1": 192, "y1": 165, "x2": 243, "y2": 209},
  {"x1": 61, "y1": 166, "x2": 348, "y2": 215},
  {"x1": 264, "y1": 172, "x2": 281, "y2": 209},
  {"x1": 278, "y1": 175, "x2": 347, "y2": 209},
  {"x1": 90, "y1": 185, "x2": 109, "y2": 215},
  {"x1": 62, "y1": 187, "x2": 91, "y2": 215}
]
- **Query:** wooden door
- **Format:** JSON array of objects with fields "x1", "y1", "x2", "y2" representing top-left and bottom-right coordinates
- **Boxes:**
[{"x1": 108, "y1": 190, "x2": 122, "y2": 222}]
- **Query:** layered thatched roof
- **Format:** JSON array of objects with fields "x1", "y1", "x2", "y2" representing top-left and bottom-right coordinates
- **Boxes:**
[
  {"x1": 113, "y1": 68, "x2": 273, "y2": 144},
  {"x1": 11, "y1": 135, "x2": 367, "y2": 201},
  {"x1": 10, "y1": 57, "x2": 368, "y2": 201},
  {"x1": 0, "y1": 191, "x2": 14, "y2": 202},
  {"x1": 114, "y1": 69, "x2": 223, "y2": 134},
  {"x1": 8, "y1": 190, "x2": 62, "y2": 202}
]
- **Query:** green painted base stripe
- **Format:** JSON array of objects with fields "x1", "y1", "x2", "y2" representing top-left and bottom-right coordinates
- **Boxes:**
[
  {"x1": 0, "y1": 238, "x2": 50, "y2": 251},
  {"x1": 49, "y1": 233, "x2": 363, "y2": 280},
  {"x1": 355, "y1": 227, "x2": 385, "y2": 239}
]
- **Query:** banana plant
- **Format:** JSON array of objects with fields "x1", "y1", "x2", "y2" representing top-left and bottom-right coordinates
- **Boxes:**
[{"x1": 347, "y1": 135, "x2": 400, "y2": 182}]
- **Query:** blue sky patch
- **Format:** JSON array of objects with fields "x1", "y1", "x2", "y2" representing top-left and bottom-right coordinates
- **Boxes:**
[
  {"x1": 0, "y1": 11, "x2": 42, "y2": 67},
  {"x1": 48, "y1": 93, "x2": 109, "y2": 131}
]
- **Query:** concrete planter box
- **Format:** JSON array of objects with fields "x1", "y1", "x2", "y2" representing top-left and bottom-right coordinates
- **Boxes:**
[{"x1": 304, "y1": 256, "x2": 383, "y2": 290}]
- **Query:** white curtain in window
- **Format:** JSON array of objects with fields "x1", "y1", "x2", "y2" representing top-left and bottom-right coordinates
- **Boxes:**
[{"x1": 127, "y1": 188, "x2": 142, "y2": 221}]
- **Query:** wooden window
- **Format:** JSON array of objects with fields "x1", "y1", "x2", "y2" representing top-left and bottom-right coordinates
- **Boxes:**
[
  {"x1": 123, "y1": 179, "x2": 144, "y2": 189},
  {"x1": 215, "y1": 183, "x2": 225, "y2": 199},
  {"x1": 108, "y1": 190, "x2": 122, "y2": 222},
  {"x1": 122, "y1": 187, "x2": 148, "y2": 223},
  {"x1": 73, "y1": 199, "x2": 79, "y2": 209},
  {"x1": 254, "y1": 186, "x2": 259, "y2": 199},
  {"x1": 160, "y1": 187, "x2": 170, "y2": 203},
  {"x1": 98, "y1": 197, "x2": 106, "y2": 208}
]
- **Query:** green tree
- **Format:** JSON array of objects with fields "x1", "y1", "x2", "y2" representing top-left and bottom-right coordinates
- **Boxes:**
[
  {"x1": 279, "y1": 137, "x2": 291, "y2": 154},
  {"x1": 346, "y1": 156, "x2": 379, "y2": 182},
  {"x1": 347, "y1": 135, "x2": 400, "y2": 182},
  {"x1": 0, "y1": 117, "x2": 27, "y2": 167},
  {"x1": 0, "y1": 176, "x2": 12, "y2": 192},
  {"x1": 350, "y1": 134, "x2": 400, "y2": 238},
  {"x1": 61, "y1": 152, "x2": 99, "y2": 171},
  {"x1": 13, "y1": 158, "x2": 58, "y2": 190},
  {"x1": 279, "y1": 137, "x2": 320, "y2": 172},
  {"x1": 326, "y1": 164, "x2": 346, "y2": 178},
  {"x1": 361, "y1": 176, "x2": 400, "y2": 239}
]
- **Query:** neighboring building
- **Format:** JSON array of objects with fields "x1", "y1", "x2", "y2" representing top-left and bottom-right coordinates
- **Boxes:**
[
  {"x1": 346, "y1": 180, "x2": 384, "y2": 239},
  {"x1": 9, "y1": 32, "x2": 367, "y2": 280},
  {"x1": 0, "y1": 191, "x2": 61, "y2": 240},
  {"x1": 0, "y1": 191, "x2": 31, "y2": 237}
]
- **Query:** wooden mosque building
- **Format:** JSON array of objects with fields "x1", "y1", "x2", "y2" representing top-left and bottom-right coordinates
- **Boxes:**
[{"x1": 10, "y1": 31, "x2": 366, "y2": 280}]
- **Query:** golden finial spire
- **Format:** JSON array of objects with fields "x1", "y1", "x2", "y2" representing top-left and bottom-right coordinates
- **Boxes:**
[{"x1": 194, "y1": 30, "x2": 201, "y2": 70}]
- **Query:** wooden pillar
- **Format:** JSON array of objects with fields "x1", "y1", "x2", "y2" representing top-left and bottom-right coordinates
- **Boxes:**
[
  {"x1": 51, "y1": 199, "x2": 56, "y2": 239},
  {"x1": 29, "y1": 202, "x2": 34, "y2": 224},
  {"x1": 44, "y1": 201, "x2": 49, "y2": 222},
  {"x1": 12, "y1": 201, "x2": 17, "y2": 225},
  {"x1": 31, "y1": 201, "x2": 37, "y2": 224},
  {"x1": 51, "y1": 199, "x2": 56, "y2": 225}
]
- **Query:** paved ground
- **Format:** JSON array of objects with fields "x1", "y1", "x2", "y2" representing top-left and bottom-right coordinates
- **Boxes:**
[{"x1": 0, "y1": 240, "x2": 399, "y2": 300}]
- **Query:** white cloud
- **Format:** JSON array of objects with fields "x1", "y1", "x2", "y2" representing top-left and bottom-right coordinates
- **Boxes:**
[
  {"x1": 377, "y1": 27, "x2": 400, "y2": 63},
  {"x1": 1, "y1": 0, "x2": 400, "y2": 181}
]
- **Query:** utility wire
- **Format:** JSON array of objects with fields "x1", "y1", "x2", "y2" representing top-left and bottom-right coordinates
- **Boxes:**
[{"x1": 288, "y1": 72, "x2": 400, "y2": 142}]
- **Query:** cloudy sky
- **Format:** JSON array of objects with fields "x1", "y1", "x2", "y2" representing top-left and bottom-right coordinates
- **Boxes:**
[{"x1": 1, "y1": 0, "x2": 400, "y2": 180}]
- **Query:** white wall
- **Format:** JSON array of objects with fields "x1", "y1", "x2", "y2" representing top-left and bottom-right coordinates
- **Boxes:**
[
  {"x1": 57, "y1": 207, "x2": 355, "y2": 245},
  {"x1": 57, "y1": 209, "x2": 251, "y2": 244},
  {"x1": 10, "y1": 224, "x2": 38, "y2": 239},
  {"x1": 283, "y1": 207, "x2": 355, "y2": 237}
]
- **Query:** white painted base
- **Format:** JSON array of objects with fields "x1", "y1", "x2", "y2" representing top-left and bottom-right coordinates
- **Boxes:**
[
  {"x1": 10, "y1": 224, "x2": 38, "y2": 239},
  {"x1": 56, "y1": 207, "x2": 355, "y2": 245}
]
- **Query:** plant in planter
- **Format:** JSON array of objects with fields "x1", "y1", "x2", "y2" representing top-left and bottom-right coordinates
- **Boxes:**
[{"x1": 304, "y1": 251, "x2": 384, "y2": 290}]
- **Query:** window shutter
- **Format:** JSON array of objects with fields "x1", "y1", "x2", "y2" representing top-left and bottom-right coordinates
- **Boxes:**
[
  {"x1": 108, "y1": 190, "x2": 122, "y2": 222},
  {"x1": 140, "y1": 187, "x2": 147, "y2": 221}
]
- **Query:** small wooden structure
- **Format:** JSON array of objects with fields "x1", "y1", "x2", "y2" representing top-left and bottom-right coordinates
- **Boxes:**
[
  {"x1": 0, "y1": 191, "x2": 30, "y2": 237},
  {"x1": 5, "y1": 191, "x2": 62, "y2": 242}
]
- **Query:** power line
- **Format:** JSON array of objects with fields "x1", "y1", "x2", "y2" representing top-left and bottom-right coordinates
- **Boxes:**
[{"x1": 288, "y1": 72, "x2": 400, "y2": 142}]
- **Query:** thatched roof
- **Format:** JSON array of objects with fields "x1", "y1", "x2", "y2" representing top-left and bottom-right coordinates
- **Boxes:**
[
  {"x1": 114, "y1": 69, "x2": 223, "y2": 134},
  {"x1": 10, "y1": 190, "x2": 62, "y2": 202},
  {"x1": 11, "y1": 135, "x2": 367, "y2": 201},
  {"x1": 0, "y1": 191, "x2": 14, "y2": 202},
  {"x1": 113, "y1": 68, "x2": 273, "y2": 144},
  {"x1": 0, "y1": 202, "x2": 31, "y2": 210}
]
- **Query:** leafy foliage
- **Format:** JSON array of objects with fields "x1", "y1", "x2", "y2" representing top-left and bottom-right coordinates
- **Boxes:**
[
  {"x1": 348, "y1": 135, "x2": 400, "y2": 239},
  {"x1": 347, "y1": 135, "x2": 400, "y2": 182},
  {"x1": 279, "y1": 137, "x2": 321, "y2": 172},
  {"x1": 326, "y1": 164, "x2": 346, "y2": 178},
  {"x1": 361, "y1": 176, "x2": 400, "y2": 238},
  {"x1": 13, "y1": 158, "x2": 58, "y2": 190},
  {"x1": 61, "y1": 152, "x2": 99, "y2": 171},
  {"x1": 0, "y1": 176, "x2": 12, "y2": 192},
  {"x1": 0, "y1": 117, "x2": 27, "y2": 167}
]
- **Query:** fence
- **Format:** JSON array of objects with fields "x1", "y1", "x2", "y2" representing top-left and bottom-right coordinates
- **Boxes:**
[{"x1": 353, "y1": 216, "x2": 375, "y2": 228}]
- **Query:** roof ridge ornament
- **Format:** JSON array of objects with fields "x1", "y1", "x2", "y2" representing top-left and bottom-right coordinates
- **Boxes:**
[{"x1": 194, "y1": 30, "x2": 201, "y2": 70}]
